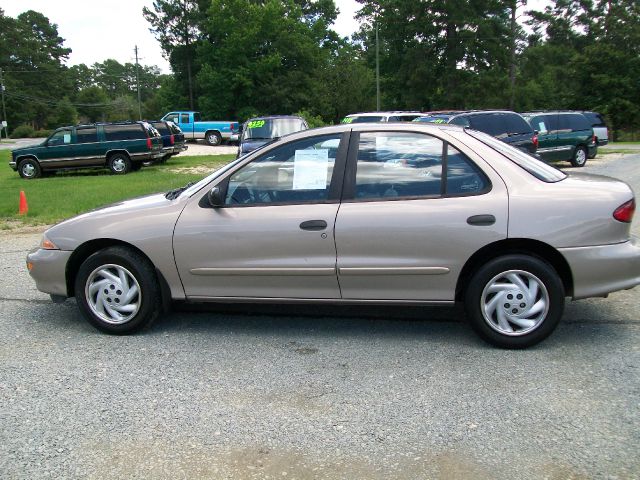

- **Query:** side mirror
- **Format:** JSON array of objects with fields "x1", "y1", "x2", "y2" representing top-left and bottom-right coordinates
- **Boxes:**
[{"x1": 207, "y1": 186, "x2": 224, "y2": 207}]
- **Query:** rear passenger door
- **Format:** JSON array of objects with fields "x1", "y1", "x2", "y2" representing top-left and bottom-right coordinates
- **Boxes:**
[
  {"x1": 334, "y1": 130, "x2": 508, "y2": 301},
  {"x1": 72, "y1": 126, "x2": 102, "y2": 167}
]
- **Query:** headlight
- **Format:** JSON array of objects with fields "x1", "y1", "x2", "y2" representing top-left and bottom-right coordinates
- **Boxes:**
[{"x1": 41, "y1": 234, "x2": 59, "y2": 250}]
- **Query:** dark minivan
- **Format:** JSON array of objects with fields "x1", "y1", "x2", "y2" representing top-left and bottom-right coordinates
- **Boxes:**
[
  {"x1": 149, "y1": 120, "x2": 187, "y2": 162},
  {"x1": 415, "y1": 110, "x2": 538, "y2": 155},
  {"x1": 10, "y1": 122, "x2": 164, "y2": 178}
]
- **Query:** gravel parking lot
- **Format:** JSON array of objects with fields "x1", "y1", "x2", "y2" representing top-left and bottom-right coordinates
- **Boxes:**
[{"x1": 1, "y1": 154, "x2": 639, "y2": 479}]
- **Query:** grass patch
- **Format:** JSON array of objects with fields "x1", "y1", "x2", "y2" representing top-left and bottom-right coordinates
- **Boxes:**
[
  {"x1": 599, "y1": 149, "x2": 637, "y2": 155},
  {"x1": 0, "y1": 150, "x2": 234, "y2": 225}
]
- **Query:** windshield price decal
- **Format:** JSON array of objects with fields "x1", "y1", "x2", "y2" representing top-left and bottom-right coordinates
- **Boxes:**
[
  {"x1": 247, "y1": 120, "x2": 266, "y2": 129},
  {"x1": 341, "y1": 118, "x2": 354, "y2": 124}
]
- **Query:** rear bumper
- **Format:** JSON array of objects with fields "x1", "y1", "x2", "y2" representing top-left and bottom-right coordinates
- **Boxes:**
[
  {"x1": 27, "y1": 248, "x2": 72, "y2": 297},
  {"x1": 173, "y1": 144, "x2": 188, "y2": 154},
  {"x1": 560, "y1": 237, "x2": 640, "y2": 299},
  {"x1": 597, "y1": 139, "x2": 609, "y2": 146}
]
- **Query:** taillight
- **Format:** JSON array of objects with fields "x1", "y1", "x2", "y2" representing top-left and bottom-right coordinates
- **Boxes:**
[
  {"x1": 146, "y1": 137, "x2": 152, "y2": 149},
  {"x1": 593, "y1": 134, "x2": 596, "y2": 144},
  {"x1": 532, "y1": 134, "x2": 539, "y2": 149},
  {"x1": 613, "y1": 199, "x2": 635, "y2": 223},
  {"x1": 170, "y1": 134, "x2": 175, "y2": 145}
]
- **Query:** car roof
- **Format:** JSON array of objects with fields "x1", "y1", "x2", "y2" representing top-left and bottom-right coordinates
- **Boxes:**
[
  {"x1": 246, "y1": 115, "x2": 306, "y2": 121},
  {"x1": 346, "y1": 111, "x2": 424, "y2": 117}
]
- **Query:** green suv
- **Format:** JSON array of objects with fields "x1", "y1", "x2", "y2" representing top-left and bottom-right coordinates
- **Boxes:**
[
  {"x1": 9, "y1": 122, "x2": 164, "y2": 179},
  {"x1": 521, "y1": 111, "x2": 596, "y2": 167}
]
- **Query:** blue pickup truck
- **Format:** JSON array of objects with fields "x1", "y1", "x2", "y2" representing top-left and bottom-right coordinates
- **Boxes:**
[{"x1": 161, "y1": 111, "x2": 239, "y2": 146}]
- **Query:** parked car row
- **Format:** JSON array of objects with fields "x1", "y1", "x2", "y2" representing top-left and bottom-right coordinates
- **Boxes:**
[{"x1": 9, "y1": 120, "x2": 187, "y2": 179}]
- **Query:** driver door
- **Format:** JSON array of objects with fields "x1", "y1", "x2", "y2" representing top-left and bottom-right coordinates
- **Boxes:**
[{"x1": 173, "y1": 132, "x2": 348, "y2": 299}]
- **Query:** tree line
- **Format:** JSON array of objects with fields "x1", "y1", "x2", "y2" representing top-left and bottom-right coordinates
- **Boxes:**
[{"x1": 1, "y1": 1, "x2": 639, "y2": 139}]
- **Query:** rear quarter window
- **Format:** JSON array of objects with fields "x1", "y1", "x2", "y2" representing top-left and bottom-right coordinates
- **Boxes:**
[
  {"x1": 151, "y1": 122, "x2": 170, "y2": 135},
  {"x1": 104, "y1": 124, "x2": 146, "y2": 141},
  {"x1": 469, "y1": 114, "x2": 507, "y2": 137},
  {"x1": 504, "y1": 114, "x2": 532, "y2": 135},
  {"x1": 560, "y1": 114, "x2": 591, "y2": 132}
]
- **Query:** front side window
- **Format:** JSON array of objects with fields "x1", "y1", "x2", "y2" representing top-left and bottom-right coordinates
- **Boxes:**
[
  {"x1": 354, "y1": 132, "x2": 488, "y2": 200},
  {"x1": 164, "y1": 113, "x2": 179, "y2": 123},
  {"x1": 225, "y1": 134, "x2": 342, "y2": 206},
  {"x1": 48, "y1": 129, "x2": 72, "y2": 146}
]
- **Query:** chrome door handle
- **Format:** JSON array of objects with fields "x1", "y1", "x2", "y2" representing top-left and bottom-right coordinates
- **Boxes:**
[{"x1": 300, "y1": 220, "x2": 327, "y2": 231}]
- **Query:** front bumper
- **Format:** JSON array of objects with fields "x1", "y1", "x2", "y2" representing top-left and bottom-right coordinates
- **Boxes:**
[
  {"x1": 560, "y1": 236, "x2": 640, "y2": 299},
  {"x1": 27, "y1": 248, "x2": 73, "y2": 297},
  {"x1": 9, "y1": 160, "x2": 17, "y2": 171}
]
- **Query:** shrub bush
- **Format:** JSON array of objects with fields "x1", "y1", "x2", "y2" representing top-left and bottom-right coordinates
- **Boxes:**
[
  {"x1": 9, "y1": 124, "x2": 35, "y2": 139},
  {"x1": 31, "y1": 129, "x2": 52, "y2": 138}
]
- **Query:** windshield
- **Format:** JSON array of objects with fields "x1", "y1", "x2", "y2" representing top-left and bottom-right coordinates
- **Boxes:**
[
  {"x1": 242, "y1": 118, "x2": 306, "y2": 141},
  {"x1": 466, "y1": 129, "x2": 566, "y2": 183},
  {"x1": 414, "y1": 116, "x2": 451, "y2": 124}
]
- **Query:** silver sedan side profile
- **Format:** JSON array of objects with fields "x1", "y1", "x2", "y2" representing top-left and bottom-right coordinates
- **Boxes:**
[{"x1": 26, "y1": 123, "x2": 640, "y2": 348}]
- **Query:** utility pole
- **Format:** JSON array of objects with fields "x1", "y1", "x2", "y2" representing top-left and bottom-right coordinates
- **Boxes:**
[
  {"x1": 375, "y1": 21, "x2": 380, "y2": 111},
  {"x1": 0, "y1": 67, "x2": 7, "y2": 141},
  {"x1": 134, "y1": 45, "x2": 142, "y2": 121}
]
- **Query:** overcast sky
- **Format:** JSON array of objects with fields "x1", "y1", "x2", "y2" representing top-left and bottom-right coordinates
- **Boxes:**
[{"x1": 0, "y1": 0, "x2": 548, "y2": 74}]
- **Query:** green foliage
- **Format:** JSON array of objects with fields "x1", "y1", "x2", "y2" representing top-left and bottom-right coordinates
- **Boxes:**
[
  {"x1": 294, "y1": 110, "x2": 325, "y2": 128},
  {"x1": 31, "y1": 129, "x2": 52, "y2": 138},
  {"x1": 9, "y1": 125, "x2": 35, "y2": 139},
  {"x1": 47, "y1": 97, "x2": 78, "y2": 129},
  {"x1": 75, "y1": 86, "x2": 109, "y2": 123}
]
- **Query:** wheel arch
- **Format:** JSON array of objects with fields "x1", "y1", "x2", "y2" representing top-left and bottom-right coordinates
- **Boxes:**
[
  {"x1": 105, "y1": 149, "x2": 131, "y2": 161},
  {"x1": 455, "y1": 238, "x2": 574, "y2": 301},
  {"x1": 16, "y1": 154, "x2": 40, "y2": 164},
  {"x1": 65, "y1": 238, "x2": 171, "y2": 312}
]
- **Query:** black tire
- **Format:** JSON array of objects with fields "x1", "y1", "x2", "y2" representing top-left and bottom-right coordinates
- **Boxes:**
[
  {"x1": 74, "y1": 246, "x2": 161, "y2": 334},
  {"x1": 107, "y1": 153, "x2": 132, "y2": 174},
  {"x1": 588, "y1": 145, "x2": 597, "y2": 159},
  {"x1": 464, "y1": 254, "x2": 565, "y2": 349},
  {"x1": 17, "y1": 158, "x2": 42, "y2": 179},
  {"x1": 570, "y1": 145, "x2": 588, "y2": 167},
  {"x1": 205, "y1": 131, "x2": 222, "y2": 146}
]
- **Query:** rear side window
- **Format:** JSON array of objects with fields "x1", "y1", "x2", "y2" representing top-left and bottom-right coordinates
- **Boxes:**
[
  {"x1": 76, "y1": 127, "x2": 98, "y2": 144},
  {"x1": 104, "y1": 124, "x2": 146, "y2": 141},
  {"x1": 584, "y1": 112, "x2": 606, "y2": 127},
  {"x1": 560, "y1": 114, "x2": 591, "y2": 131},
  {"x1": 470, "y1": 114, "x2": 507, "y2": 138},
  {"x1": 151, "y1": 122, "x2": 170, "y2": 135},
  {"x1": 504, "y1": 114, "x2": 532, "y2": 135},
  {"x1": 354, "y1": 132, "x2": 489, "y2": 200},
  {"x1": 181, "y1": 114, "x2": 190, "y2": 123}
]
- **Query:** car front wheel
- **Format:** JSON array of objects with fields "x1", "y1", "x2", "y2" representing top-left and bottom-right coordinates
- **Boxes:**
[
  {"x1": 18, "y1": 158, "x2": 42, "y2": 179},
  {"x1": 464, "y1": 255, "x2": 564, "y2": 348},
  {"x1": 571, "y1": 146, "x2": 587, "y2": 167},
  {"x1": 74, "y1": 246, "x2": 161, "y2": 334}
]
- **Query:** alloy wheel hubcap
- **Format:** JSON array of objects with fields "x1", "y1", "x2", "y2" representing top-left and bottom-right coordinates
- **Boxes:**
[
  {"x1": 85, "y1": 264, "x2": 141, "y2": 324},
  {"x1": 22, "y1": 164, "x2": 35, "y2": 177},
  {"x1": 112, "y1": 158, "x2": 126, "y2": 172},
  {"x1": 208, "y1": 134, "x2": 219, "y2": 145},
  {"x1": 480, "y1": 270, "x2": 549, "y2": 336},
  {"x1": 576, "y1": 149, "x2": 586, "y2": 165}
]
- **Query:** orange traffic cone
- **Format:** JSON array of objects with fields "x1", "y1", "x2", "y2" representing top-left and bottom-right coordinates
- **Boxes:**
[{"x1": 18, "y1": 191, "x2": 28, "y2": 215}]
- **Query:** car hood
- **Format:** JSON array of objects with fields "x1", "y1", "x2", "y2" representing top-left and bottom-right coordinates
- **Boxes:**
[
  {"x1": 12, "y1": 141, "x2": 46, "y2": 153},
  {"x1": 46, "y1": 192, "x2": 187, "y2": 251}
]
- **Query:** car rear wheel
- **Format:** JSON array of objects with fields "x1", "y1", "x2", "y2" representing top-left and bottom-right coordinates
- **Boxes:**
[
  {"x1": 74, "y1": 246, "x2": 161, "y2": 334},
  {"x1": 108, "y1": 153, "x2": 131, "y2": 174},
  {"x1": 571, "y1": 146, "x2": 587, "y2": 167},
  {"x1": 205, "y1": 131, "x2": 222, "y2": 146},
  {"x1": 18, "y1": 158, "x2": 42, "y2": 179},
  {"x1": 464, "y1": 255, "x2": 564, "y2": 348}
]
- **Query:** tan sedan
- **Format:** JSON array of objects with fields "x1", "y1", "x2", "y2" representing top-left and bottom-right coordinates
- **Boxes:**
[{"x1": 26, "y1": 124, "x2": 640, "y2": 348}]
